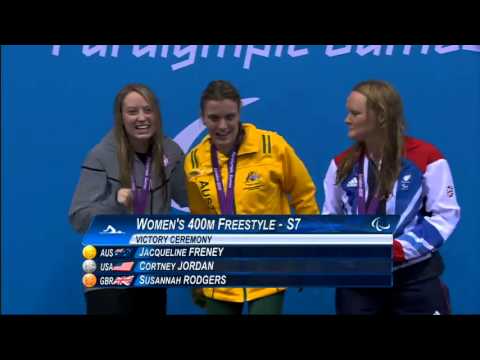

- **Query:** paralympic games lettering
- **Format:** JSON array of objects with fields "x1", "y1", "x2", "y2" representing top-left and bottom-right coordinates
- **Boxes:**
[{"x1": 51, "y1": 45, "x2": 480, "y2": 71}]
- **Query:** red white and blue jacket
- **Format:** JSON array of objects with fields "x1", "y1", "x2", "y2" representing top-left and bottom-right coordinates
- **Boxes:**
[{"x1": 322, "y1": 137, "x2": 461, "y2": 270}]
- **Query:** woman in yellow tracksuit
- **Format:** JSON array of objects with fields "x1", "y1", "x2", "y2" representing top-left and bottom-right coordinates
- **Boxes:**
[{"x1": 184, "y1": 80, "x2": 319, "y2": 315}]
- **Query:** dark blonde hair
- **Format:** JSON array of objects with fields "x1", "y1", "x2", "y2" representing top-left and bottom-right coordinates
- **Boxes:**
[
  {"x1": 113, "y1": 83, "x2": 166, "y2": 189},
  {"x1": 336, "y1": 80, "x2": 406, "y2": 199}
]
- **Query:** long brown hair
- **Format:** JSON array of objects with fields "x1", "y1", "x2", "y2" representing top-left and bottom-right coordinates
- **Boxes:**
[
  {"x1": 336, "y1": 80, "x2": 406, "y2": 199},
  {"x1": 113, "y1": 84, "x2": 166, "y2": 189}
]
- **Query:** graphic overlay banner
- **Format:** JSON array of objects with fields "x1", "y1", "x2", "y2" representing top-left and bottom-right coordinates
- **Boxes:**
[{"x1": 81, "y1": 215, "x2": 398, "y2": 289}]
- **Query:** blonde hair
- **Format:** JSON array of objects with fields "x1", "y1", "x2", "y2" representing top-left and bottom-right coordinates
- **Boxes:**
[{"x1": 336, "y1": 80, "x2": 406, "y2": 199}]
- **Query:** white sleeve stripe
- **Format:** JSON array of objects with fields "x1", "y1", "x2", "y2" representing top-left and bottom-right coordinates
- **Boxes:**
[
  {"x1": 386, "y1": 180, "x2": 398, "y2": 215},
  {"x1": 363, "y1": 156, "x2": 369, "y2": 202},
  {"x1": 395, "y1": 187, "x2": 423, "y2": 232},
  {"x1": 405, "y1": 231, "x2": 435, "y2": 251},
  {"x1": 397, "y1": 239, "x2": 421, "y2": 259},
  {"x1": 402, "y1": 215, "x2": 418, "y2": 235}
]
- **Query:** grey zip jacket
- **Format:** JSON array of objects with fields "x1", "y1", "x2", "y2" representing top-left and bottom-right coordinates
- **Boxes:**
[{"x1": 69, "y1": 130, "x2": 188, "y2": 234}]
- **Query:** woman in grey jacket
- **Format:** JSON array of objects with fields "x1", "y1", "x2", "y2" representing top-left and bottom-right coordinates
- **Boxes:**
[{"x1": 69, "y1": 83, "x2": 188, "y2": 315}]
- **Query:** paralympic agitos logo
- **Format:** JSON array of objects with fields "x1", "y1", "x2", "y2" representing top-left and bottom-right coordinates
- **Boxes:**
[{"x1": 371, "y1": 217, "x2": 391, "y2": 232}]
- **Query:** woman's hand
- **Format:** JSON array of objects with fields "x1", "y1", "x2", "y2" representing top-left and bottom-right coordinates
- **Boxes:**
[{"x1": 117, "y1": 188, "x2": 133, "y2": 208}]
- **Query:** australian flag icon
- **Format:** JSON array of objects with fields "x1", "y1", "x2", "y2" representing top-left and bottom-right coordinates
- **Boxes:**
[{"x1": 113, "y1": 248, "x2": 135, "y2": 258}]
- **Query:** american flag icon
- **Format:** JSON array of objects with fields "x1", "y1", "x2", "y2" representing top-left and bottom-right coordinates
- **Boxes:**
[
  {"x1": 112, "y1": 261, "x2": 135, "y2": 272},
  {"x1": 112, "y1": 275, "x2": 134, "y2": 286}
]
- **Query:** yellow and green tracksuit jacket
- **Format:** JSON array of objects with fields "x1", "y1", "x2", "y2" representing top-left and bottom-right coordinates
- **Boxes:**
[{"x1": 184, "y1": 123, "x2": 319, "y2": 303}]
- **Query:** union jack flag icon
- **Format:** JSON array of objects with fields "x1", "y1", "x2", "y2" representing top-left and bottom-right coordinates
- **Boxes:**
[{"x1": 112, "y1": 275, "x2": 134, "y2": 286}]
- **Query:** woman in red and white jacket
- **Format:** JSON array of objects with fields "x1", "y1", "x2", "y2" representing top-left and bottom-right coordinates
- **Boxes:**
[{"x1": 322, "y1": 80, "x2": 460, "y2": 315}]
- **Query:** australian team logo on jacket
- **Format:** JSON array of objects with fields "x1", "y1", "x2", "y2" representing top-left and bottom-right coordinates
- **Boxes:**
[{"x1": 244, "y1": 171, "x2": 264, "y2": 191}]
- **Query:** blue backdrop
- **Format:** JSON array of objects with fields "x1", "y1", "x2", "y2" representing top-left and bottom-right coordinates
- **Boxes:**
[{"x1": 2, "y1": 45, "x2": 479, "y2": 314}]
